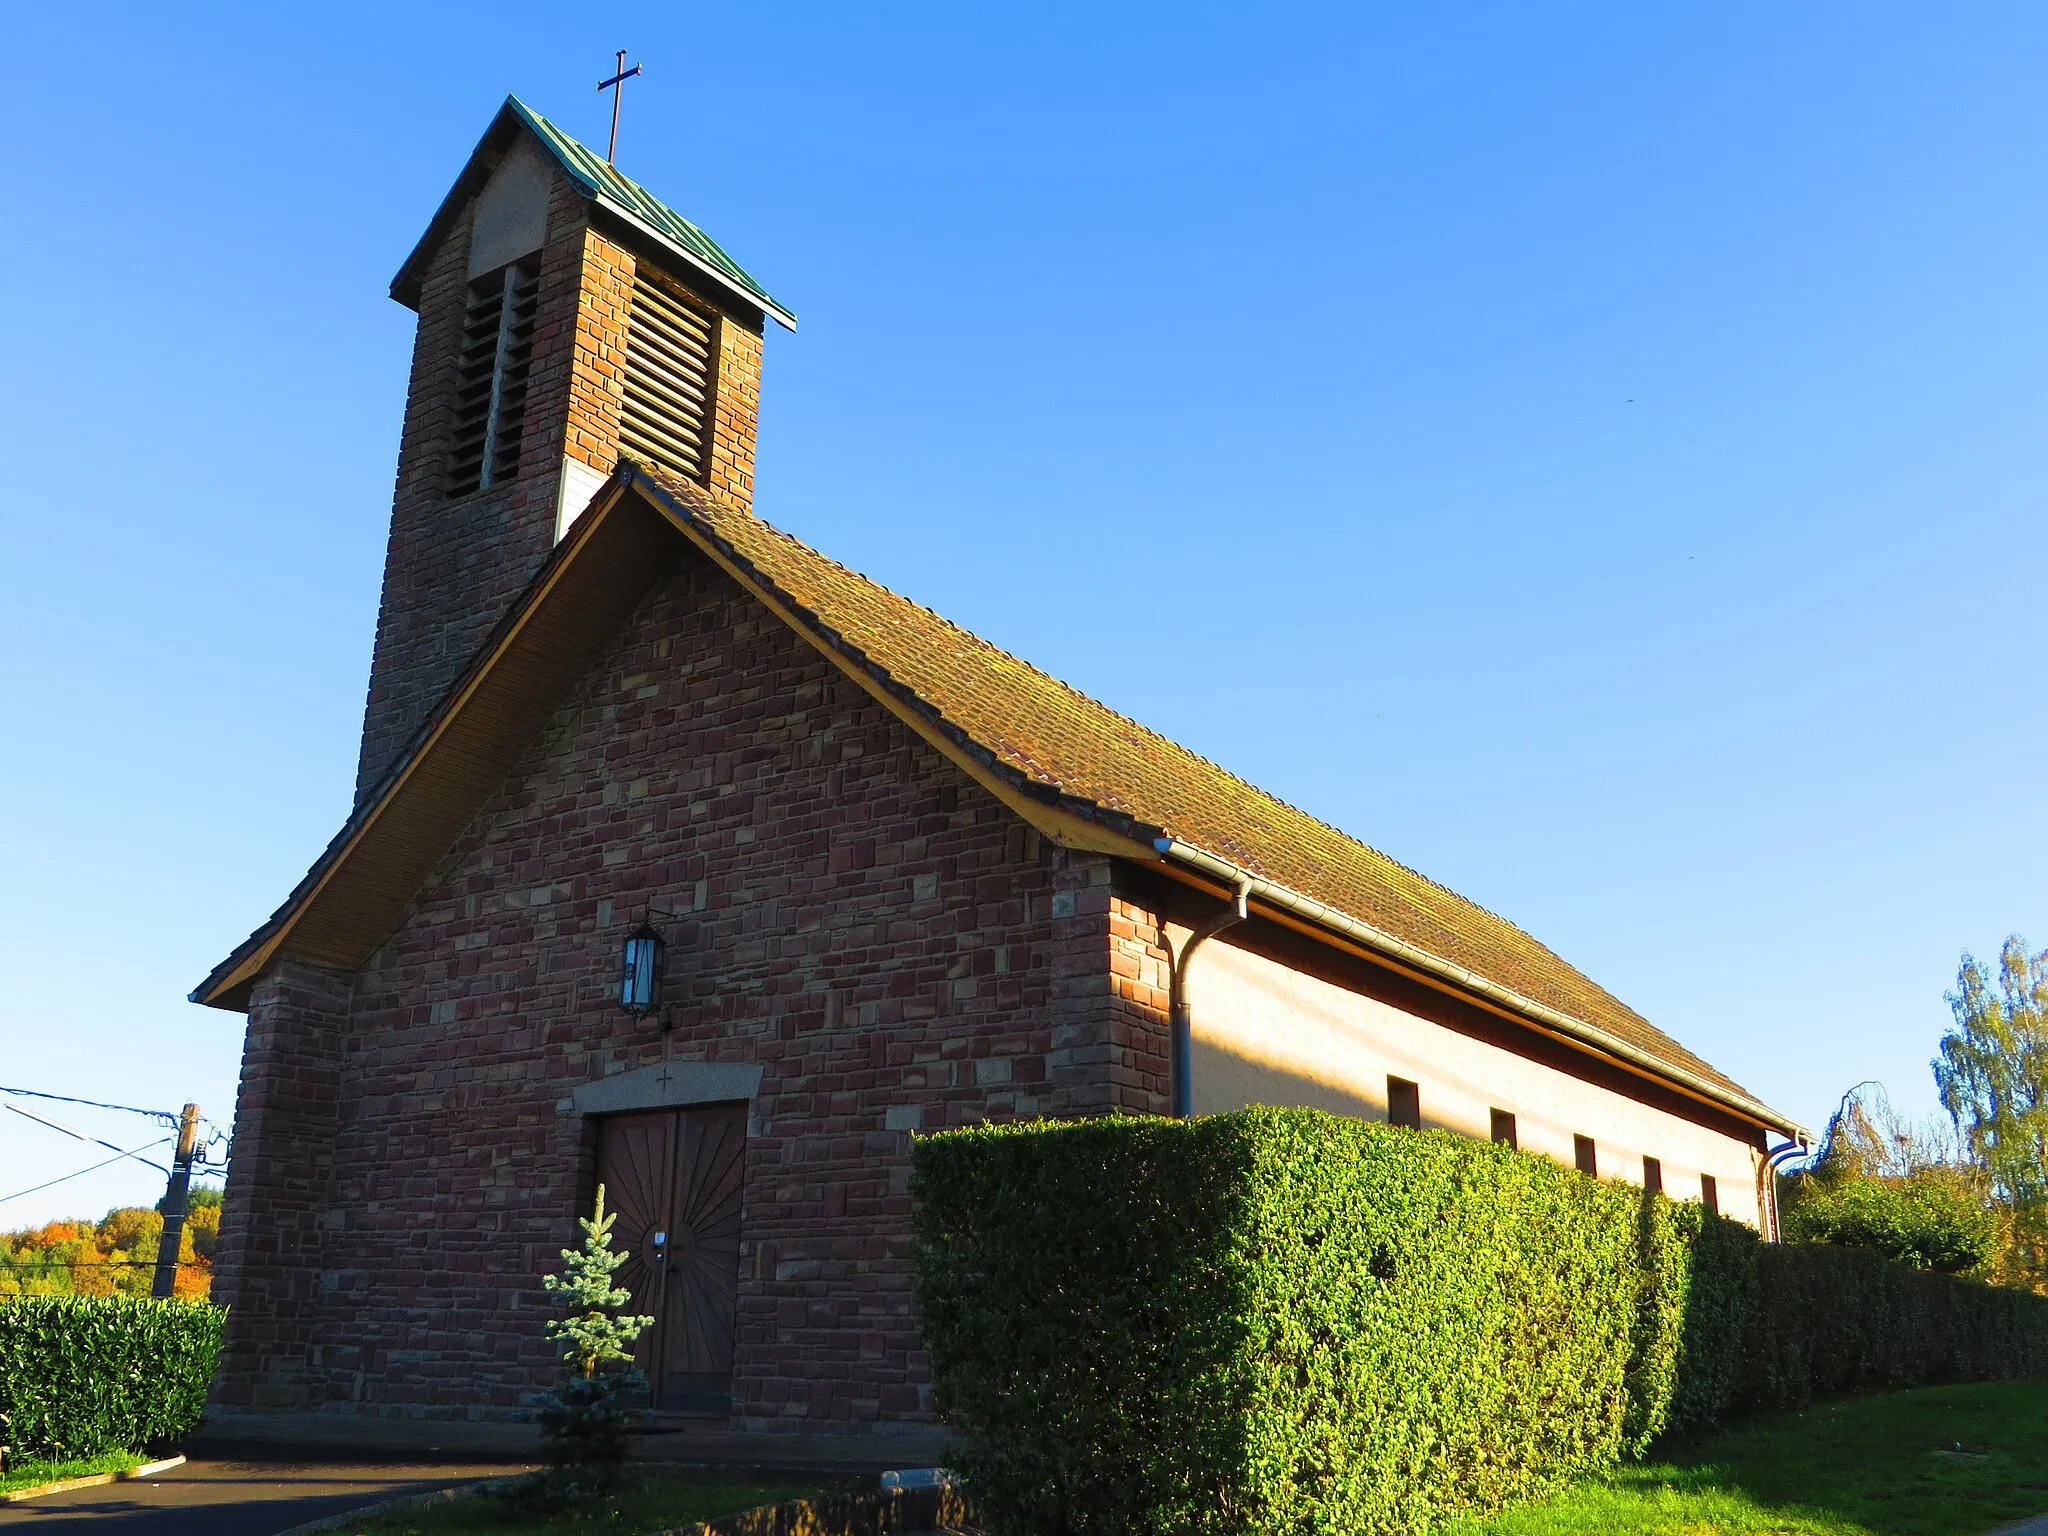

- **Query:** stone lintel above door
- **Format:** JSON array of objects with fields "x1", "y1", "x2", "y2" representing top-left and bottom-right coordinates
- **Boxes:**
[{"x1": 566, "y1": 1060, "x2": 763, "y2": 1116}]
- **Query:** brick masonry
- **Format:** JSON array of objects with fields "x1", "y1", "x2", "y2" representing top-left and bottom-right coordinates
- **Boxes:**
[
  {"x1": 212, "y1": 959, "x2": 354, "y2": 1409},
  {"x1": 355, "y1": 152, "x2": 766, "y2": 801},
  {"x1": 220, "y1": 111, "x2": 1773, "y2": 1433},
  {"x1": 213, "y1": 546, "x2": 1168, "y2": 1425}
]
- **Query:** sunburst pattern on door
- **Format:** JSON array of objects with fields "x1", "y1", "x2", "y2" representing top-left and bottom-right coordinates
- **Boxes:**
[
  {"x1": 593, "y1": 1111, "x2": 672, "y2": 1385},
  {"x1": 661, "y1": 1105, "x2": 746, "y2": 1398},
  {"x1": 594, "y1": 1102, "x2": 747, "y2": 1413}
]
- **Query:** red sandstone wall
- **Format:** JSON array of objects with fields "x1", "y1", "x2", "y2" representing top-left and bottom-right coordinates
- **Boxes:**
[
  {"x1": 356, "y1": 172, "x2": 597, "y2": 799},
  {"x1": 355, "y1": 175, "x2": 767, "y2": 802},
  {"x1": 212, "y1": 960, "x2": 353, "y2": 1409},
  {"x1": 219, "y1": 545, "x2": 1163, "y2": 1427}
]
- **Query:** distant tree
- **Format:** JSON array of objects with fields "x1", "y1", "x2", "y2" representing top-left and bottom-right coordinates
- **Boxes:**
[
  {"x1": 185, "y1": 1188, "x2": 222, "y2": 1268},
  {"x1": 1782, "y1": 1085, "x2": 1997, "y2": 1274},
  {"x1": 157, "y1": 1182, "x2": 223, "y2": 1214},
  {"x1": 0, "y1": 1202, "x2": 217, "y2": 1300},
  {"x1": 1784, "y1": 1167, "x2": 1996, "y2": 1273},
  {"x1": 1935, "y1": 936, "x2": 2048, "y2": 1207},
  {"x1": 0, "y1": 1220, "x2": 94, "y2": 1296}
]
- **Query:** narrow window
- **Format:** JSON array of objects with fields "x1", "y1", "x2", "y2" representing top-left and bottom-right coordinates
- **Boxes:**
[
  {"x1": 1700, "y1": 1173, "x2": 1719, "y2": 1215},
  {"x1": 1387, "y1": 1076, "x2": 1420, "y2": 1130},
  {"x1": 1642, "y1": 1156, "x2": 1663, "y2": 1195},
  {"x1": 1573, "y1": 1135, "x2": 1597, "y2": 1178},
  {"x1": 621, "y1": 270, "x2": 715, "y2": 481},
  {"x1": 448, "y1": 259, "x2": 540, "y2": 496},
  {"x1": 1489, "y1": 1108, "x2": 1518, "y2": 1149}
]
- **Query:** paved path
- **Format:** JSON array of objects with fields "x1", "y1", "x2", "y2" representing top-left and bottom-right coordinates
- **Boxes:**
[
  {"x1": 0, "y1": 1459, "x2": 514, "y2": 1536},
  {"x1": 191, "y1": 1412, "x2": 951, "y2": 1473}
]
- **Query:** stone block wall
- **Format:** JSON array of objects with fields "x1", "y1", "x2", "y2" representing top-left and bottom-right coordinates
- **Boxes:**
[
  {"x1": 356, "y1": 168, "x2": 595, "y2": 797},
  {"x1": 355, "y1": 165, "x2": 768, "y2": 799},
  {"x1": 219, "y1": 543, "x2": 1165, "y2": 1427},
  {"x1": 705, "y1": 305, "x2": 763, "y2": 509},
  {"x1": 211, "y1": 960, "x2": 353, "y2": 1409}
]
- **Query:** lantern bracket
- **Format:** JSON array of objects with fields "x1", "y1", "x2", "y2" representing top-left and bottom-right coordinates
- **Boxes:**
[{"x1": 618, "y1": 906, "x2": 689, "y2": 1023}]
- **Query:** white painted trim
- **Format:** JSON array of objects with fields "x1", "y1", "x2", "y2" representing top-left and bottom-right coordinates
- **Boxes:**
[{"x1": 554, "y1": 457, "x2": 613, "y2": 542}]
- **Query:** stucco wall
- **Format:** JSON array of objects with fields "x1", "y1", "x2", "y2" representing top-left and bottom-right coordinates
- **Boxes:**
[{"x1": 1183, "y1": 929, "x2": 1765, "y2": 1227}]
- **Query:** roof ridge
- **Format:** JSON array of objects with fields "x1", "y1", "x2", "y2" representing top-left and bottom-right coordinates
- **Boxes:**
[
  {"x1": 197, "y1": 462, "x2": 1775, "y2": 1121},
  {"x1": 506, "y1": 97, "x2": 795, "y2": 329},
  {"x1": 649, "y1": 471, "x2": 1618, "y2": 996}
]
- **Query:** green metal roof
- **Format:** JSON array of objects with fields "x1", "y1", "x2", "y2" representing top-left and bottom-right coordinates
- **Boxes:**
[
  {"x1": 391, "y1": 96, "x2": 795, "y2": 331},
  {"x1": 508, "y1": 98, "x2": 794, "y2": 330}
]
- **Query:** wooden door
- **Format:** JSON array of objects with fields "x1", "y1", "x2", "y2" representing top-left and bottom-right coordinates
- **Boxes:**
[{"x1": 593, "y1": 1102, "x2": 747, "y2": 1413}]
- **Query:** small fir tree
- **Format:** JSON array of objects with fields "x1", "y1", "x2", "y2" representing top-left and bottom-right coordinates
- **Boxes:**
[{"x1": 534, "y1": 1185, "x2": 654, "y2": 1497}]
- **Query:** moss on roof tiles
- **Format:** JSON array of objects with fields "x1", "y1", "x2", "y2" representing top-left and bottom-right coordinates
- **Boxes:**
[{"x1": 643, "y1": 466, "x2": 1760, "y2": 1107}]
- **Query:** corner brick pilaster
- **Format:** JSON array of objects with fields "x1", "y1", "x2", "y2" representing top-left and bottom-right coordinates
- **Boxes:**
[
  {"x1": 1044, "y1": 855, "x2": 1172, "y2": 1117},
  {"x1": 210, "y1": 959, "x2": 352, "y2": 1410}
]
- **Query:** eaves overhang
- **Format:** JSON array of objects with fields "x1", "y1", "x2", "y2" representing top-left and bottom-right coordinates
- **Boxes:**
[
  {"x1": 193, "y1": 466, "x2": 1803, "y2": 1149},
  {"x1": 389, "y1": 96, "x2": 796, "y2": 331},
  {"x1": 1150, "y1": 837, "x2": 1808, "y2": 1142},
  {"x1": 190, "y1": 467, "x2": 1148, "y2": 1012},
  {"x1": 190, "y1": 471, "x2": 674, "y2": 1010}
]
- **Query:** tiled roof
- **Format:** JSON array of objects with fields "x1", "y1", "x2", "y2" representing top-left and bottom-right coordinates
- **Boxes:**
[
  {"x1": 642, "y1": 467, "x2": 1769, "y2": 1115},
  {"x1": 193, "y1": 457, "x2": 1785, "y2": 1130}
]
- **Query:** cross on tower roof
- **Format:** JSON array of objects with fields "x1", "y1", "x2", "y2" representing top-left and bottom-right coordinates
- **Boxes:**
[{"x1": 598, "y1": 49, "x2": 643, "y2": 165}]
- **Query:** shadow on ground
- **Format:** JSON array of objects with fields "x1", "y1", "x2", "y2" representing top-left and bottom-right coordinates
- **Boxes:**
[
  {"x1": 0, "y1": 1460, "x2": 510, "y2": 1536},
  {"x1": 1464, "y1": 1381, "x2": 2048, "y2": 1536}
]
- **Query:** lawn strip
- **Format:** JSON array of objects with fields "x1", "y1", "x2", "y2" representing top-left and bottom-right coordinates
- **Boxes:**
[
  {"x1": 1452, "y1": 1380, "x2": 2048, "y2": 1536},
  {"x1": 0, "y1": 1449, "x2": 146, "y2": 1499}
]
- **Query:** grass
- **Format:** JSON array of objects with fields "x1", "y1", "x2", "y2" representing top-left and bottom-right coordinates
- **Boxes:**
[
  {"x1": 334, "y1": 1469, "x2": 834, "y2": 1535},
  {"x1": 1449, "y1": 1380, "x2": 2048, "y2": 1536},
  {"x1": 0, "y1": 1449, "x2": 146, "y2": 1496}
]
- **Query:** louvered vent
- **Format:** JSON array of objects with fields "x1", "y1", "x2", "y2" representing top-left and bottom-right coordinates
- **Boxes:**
[
  {"x1": 447, "y1": 260, "x2": 539, "y2": 497},
  {"x1": 621, "y1": 275, "x2": 714, "y2": 480}
]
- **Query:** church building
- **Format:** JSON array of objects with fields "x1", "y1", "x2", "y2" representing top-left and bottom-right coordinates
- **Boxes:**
[{"x1": 196, "y1": 98, "x2": 1805, "y2": 1435}]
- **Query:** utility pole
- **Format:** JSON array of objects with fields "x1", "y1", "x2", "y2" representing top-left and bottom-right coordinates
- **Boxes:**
[{"x1": 151, "y1": 1103, "x2": 201, "y2": 1300}]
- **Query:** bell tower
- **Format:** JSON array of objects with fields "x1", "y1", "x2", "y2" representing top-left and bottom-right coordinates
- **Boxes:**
[{"x1": 355, "y1": 97, "x2": 795, "y2": 798}]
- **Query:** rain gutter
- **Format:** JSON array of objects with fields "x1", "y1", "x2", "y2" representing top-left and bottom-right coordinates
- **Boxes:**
[{"x1": 1151, "y1": 837, "x2": 1808, "y2": 1141}]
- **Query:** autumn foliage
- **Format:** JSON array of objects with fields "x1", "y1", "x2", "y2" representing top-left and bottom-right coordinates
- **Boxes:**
[{"x1": 0, "y1": 1189, "x2": 221, "y2": 1300}]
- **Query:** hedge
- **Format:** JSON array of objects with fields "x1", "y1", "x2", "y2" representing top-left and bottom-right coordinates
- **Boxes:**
[
  {"x1": 1779, "y1": 1170, "x2": 1998, "y2": 1274},
  {"x1": 911, "y1": 1107, "x2": 2048, "y2": 1536},
  {"x1": 1731, "y1": 1241, "x2": 2048, "y2": 1410},
  {"x1": 0, "y1": 1295, "x2": 226, "y2": 1459}
]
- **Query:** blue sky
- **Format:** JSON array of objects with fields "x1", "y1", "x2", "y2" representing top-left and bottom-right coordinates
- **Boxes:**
[{"x1": 1, "y1": 3, "x2": 2042, "y2": 1225}]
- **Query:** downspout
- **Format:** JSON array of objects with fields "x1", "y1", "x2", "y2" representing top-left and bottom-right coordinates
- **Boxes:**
[
  {"x1": 1169, "y1": 877, "x2": 1253, "y2": 1119},
  {"x1": 1760, "y1": 1137, "x2": 1811, "y2": 1242}
]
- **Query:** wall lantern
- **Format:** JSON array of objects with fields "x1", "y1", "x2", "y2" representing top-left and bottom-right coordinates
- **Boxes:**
[{"x1": 618, "y1": 918, "x2": 667, "y2": 1015}]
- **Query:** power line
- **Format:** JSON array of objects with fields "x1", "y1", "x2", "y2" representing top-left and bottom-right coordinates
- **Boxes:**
[
  {"x1": 0, "y1": 1086, "x2": 231, "y2": 1175},
  {"x1": 0, "y1": 1139, "x2": 174, "y2": 1208},
  {"x1": 0, "y1": 1084, "x2": 178, "y2": 1126},
  {"x1": 1, "y1": 1256, "x2": 212, "y2": 1270},
  {"x1": 3, "y1": 1103, "x2": 174, "y2": 1176}
]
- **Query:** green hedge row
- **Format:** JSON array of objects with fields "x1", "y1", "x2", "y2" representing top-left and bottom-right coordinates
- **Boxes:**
[
  {"x1": 0, "y1": 1296, "x2": 226, "y2": 1459},
  {"x1": 1729, "y1": 1241, "x2": 2048, "y2": 1412},
  {"x1": 1651, "y1": 1184, "x2": 2048, "y2": 1435},
  {"x1": 911, "y1": 1108, "x2": 2048, "y2": 1536}
]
